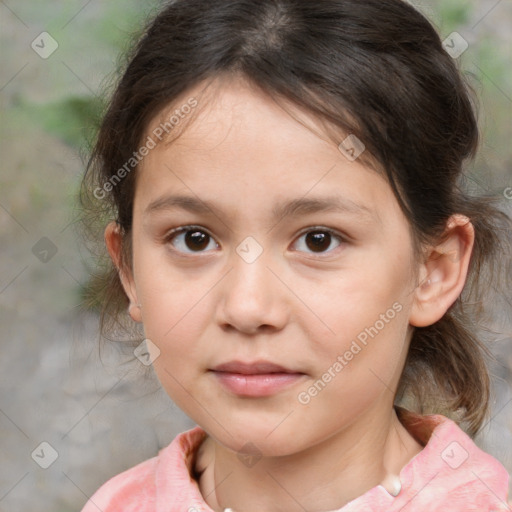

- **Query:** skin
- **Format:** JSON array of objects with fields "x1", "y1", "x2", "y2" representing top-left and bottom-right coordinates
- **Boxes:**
[{"x1": 105, "y1": 76, "x2": 475, "y2": 511}]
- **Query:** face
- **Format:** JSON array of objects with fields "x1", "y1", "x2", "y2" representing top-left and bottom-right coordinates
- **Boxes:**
[{"x1": 121, "y1": 77, "x2": 420, "y2": 456}]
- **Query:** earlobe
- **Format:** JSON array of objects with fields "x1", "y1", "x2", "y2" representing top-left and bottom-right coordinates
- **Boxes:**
[
  {"x1": 104, "y1": 221, "x2": 142, "y2": 323},
  {"x1": 127, "y1": 302, "x2": 143, "y2": 323},
  {"x1": 409, "y1": 215, "x2": 475, "y2": 328}
]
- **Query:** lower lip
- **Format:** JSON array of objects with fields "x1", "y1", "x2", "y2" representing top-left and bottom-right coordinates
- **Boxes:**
[{"x1": 211, "y1": 371, "x2": 305, "y2": 397}]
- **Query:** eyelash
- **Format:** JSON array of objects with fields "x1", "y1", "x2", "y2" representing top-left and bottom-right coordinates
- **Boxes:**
[{"x1": 163, "y1": 224, "x2": 347, "y2": 258}]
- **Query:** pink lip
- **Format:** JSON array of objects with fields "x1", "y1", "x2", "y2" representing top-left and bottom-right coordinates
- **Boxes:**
[{"x1": 210, "y1": 360, "x2": 306, "y2": 397}]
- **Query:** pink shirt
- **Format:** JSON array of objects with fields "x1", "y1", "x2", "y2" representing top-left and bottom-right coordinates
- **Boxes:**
[{"x1": 81, "y1": 409, "x2": 510, "y2": 511}]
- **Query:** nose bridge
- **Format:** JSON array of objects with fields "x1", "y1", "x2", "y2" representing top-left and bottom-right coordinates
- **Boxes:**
[
  {"x1": 217, "y1": 236, "x2": 288, "y2": 332},
  {"x1": 229, "y1": 236, "x2": 274, "y2": 304}
]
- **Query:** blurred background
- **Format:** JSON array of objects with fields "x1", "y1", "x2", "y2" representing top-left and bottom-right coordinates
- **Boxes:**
[{"x1": 0, "y1": 0, "x2": 511, "y2": 510}]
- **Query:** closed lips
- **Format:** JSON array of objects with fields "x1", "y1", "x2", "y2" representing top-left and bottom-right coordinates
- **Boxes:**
[{"x1": 211, "y1": 361, "x2": 304, "y2": 375}]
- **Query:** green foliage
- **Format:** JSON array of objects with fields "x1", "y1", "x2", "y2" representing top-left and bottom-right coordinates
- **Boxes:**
[
  {"x1": 436, "y1": 0, "x2": 471, "y2": 30},
  {"x1": 21, "y1": 96, "x2": 103, "y2": 149}
]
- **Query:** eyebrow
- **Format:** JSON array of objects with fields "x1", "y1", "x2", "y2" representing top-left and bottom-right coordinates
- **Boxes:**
[{"x1": 143, "y1": 194, "x2": 379, "y2": 224}]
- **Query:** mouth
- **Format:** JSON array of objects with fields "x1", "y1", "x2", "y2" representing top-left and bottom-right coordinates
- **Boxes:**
[{"x1": 209, "y1": 360, "x2": 307, "y2": 397}]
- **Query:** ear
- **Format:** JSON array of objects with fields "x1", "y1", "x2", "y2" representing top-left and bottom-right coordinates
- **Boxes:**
[
  {"x1": 104, "y1": 221, "x2": 142, "y2": 323},
  {"x1": 409, "y1": 214, "x2": 475, "y2": 327}
]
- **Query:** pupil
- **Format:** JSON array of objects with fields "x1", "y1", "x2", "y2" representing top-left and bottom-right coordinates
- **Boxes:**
[
  {"x1": 186, "y1": 230, "x2": 209, "y2": 251},
  {"x1": 306, "y1": 232, "x2": 330, "y2": 252}
]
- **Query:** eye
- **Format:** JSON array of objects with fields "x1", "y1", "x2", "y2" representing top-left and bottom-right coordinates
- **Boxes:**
[
  {"x1": 165, "y1": 225, "x2": 218, "y2": 254},
  {"x1": 292, "y1": 227, "x2": 344, "y2": 255}
]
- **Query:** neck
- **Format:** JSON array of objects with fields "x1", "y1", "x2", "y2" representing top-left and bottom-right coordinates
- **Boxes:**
[{"x1": 197, "y1": 405, "x2": 423, "y2": 512}]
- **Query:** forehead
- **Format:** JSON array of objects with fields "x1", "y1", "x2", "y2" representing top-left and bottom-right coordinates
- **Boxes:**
[{"x1": 135, "y1": 77, "x2": 401, "y2": 225}]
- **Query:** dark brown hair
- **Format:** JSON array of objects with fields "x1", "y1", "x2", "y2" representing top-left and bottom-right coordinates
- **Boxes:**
[{"x1": 80, "y1": 0, "x2": 512, "y2": 436}]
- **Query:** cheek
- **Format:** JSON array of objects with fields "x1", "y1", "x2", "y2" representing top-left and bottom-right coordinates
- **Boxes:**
[
  {"x1": 134, "y1": 241, "x2": 206, "y2": 328},
  {"x1": 303, "y1": 254, "x2": 411, "y2": 344},
  {"x1": 296, "y1": 245, "x2": 414, "y2": 392},
  {"x1": 141, "y1": 288, "x2": 208, "y2": 362},
  {"x1": 133, "y1": 253, "x2": 211, "y2": 370},
  {"x1": 143, "y1": 292, "x2": 210, "y2": 416},
  {"x1": 293, "y1": 305, "x2": 410, "y2": 441},
  {"x1": 309, "y1": 299, "x2": 409, "y2": 390}
]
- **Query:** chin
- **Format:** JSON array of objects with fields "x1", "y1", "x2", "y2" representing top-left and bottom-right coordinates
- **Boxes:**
[{"x1": 202, "y1": 415, "x2": 307, "y2": 458}]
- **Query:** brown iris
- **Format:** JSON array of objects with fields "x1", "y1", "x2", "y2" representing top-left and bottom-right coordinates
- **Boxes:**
[
  {"x1": 185, "y1": 230, "x2": 210, "y2": 251},
  {"x1": 305, "y1": 231, "x2": 331, "y2": 253}
]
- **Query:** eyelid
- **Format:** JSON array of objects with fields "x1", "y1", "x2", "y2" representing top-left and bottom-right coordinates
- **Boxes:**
[
  {"x1": 164, "y1": 224, "x2": 215, "y2": 239},
  {"x1": 295, "y1": 225, "x2": 346, "y2": 240}
]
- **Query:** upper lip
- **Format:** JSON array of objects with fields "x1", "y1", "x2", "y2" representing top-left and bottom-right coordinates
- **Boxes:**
[{"x1": 211, "y1": 361, "x2": 301, "y2": 375}]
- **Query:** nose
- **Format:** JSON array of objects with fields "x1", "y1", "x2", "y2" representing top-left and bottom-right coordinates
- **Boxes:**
[{"x1": 216, "y1": 247, "x2": 290, "y2": 335}]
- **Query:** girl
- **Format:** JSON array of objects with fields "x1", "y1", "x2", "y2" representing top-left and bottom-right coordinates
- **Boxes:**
[{"x1": 79, "y1": 0, "x2": 512, "y2": 510}]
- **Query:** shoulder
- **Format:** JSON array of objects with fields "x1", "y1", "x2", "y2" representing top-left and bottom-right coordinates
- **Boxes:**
[
  {"x1": 80, "y1": 453, "x2": 158, "y2": 512},
  {"x1": 80, "y1": 426, "x2": 208, "y2": 512},
  {"x1": 395, "y1": 408, "x2": 511, "y2": 511}
]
